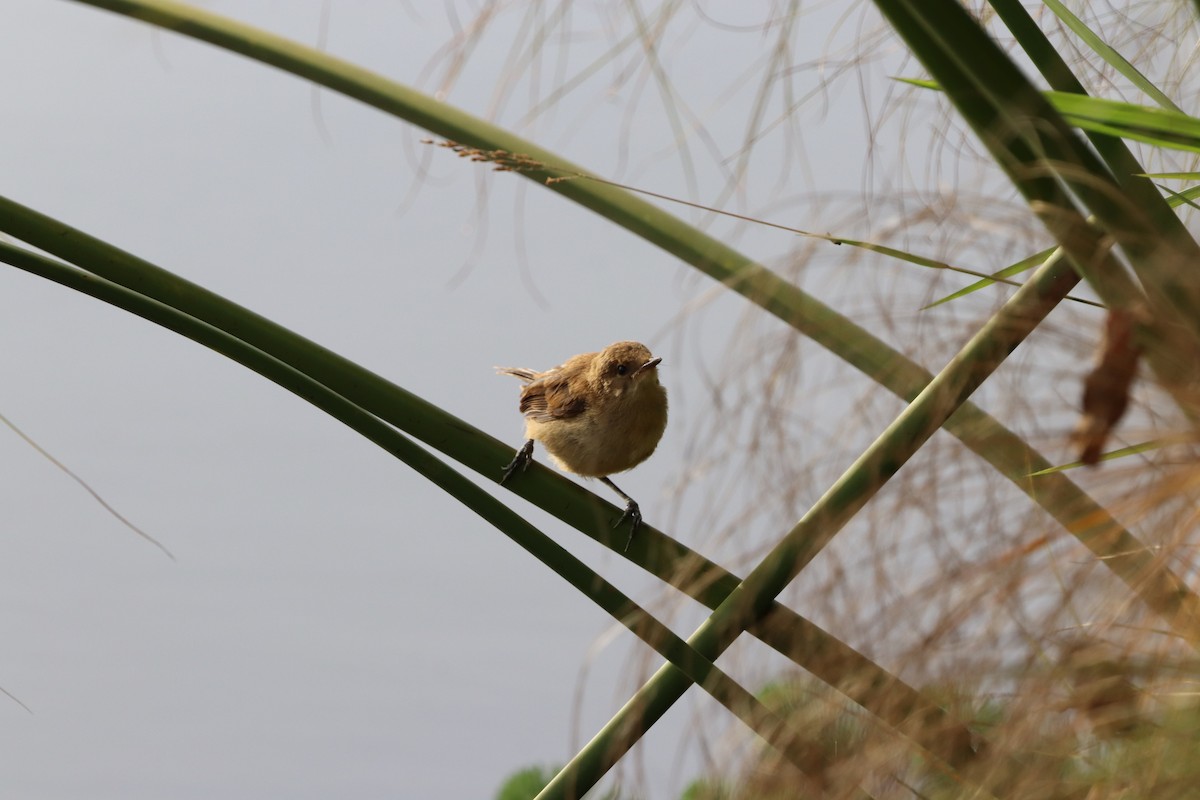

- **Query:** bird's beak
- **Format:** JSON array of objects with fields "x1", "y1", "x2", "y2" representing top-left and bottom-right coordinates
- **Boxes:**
[{"x1": 634, "y1": 357, "x2": 662, "y2": 377}]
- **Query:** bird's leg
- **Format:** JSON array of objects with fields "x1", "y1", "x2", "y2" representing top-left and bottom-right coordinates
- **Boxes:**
[
  {"x1": 600, "y1": 476, "x2": 642, "y2": 550},
  {"x1": 501, "y1": 439, "x2": 535, "y2": 484}
]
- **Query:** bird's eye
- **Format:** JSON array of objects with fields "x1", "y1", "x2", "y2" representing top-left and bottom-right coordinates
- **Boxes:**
[{"x1": 616, "y1": 364, "x2": 628, "y2": 376}]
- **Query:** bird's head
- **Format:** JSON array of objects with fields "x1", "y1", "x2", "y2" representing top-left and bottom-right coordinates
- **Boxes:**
[{"x1": 591, "y1": 341, "x2": 662, "y2": 399}]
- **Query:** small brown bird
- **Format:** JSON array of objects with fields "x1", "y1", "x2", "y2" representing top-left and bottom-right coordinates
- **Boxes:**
[{"x1": 497, "y1": 341, "x2": 668, "y2": 548}]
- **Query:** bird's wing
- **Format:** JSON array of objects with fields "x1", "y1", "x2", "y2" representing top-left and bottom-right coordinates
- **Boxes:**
[{"x1": 519, "y1": 369, "x2": 587, "y2": 422}]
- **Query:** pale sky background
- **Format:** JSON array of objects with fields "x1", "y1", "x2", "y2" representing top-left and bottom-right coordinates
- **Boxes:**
[{"x1": 0, "y1": 2, "x2": 1102, "y2": 798}]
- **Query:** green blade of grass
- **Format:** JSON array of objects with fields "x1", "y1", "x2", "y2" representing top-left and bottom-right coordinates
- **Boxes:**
[
  {"x1": 1041, "y1": 0, "x2": 1183, "y2": 113},
  {"x1": 1050, "y1": 91, "x2": 1200, "y2": 153},
  {"x1": 924, "y1": 246, "x2": 1056, "y2": 308},
  {"x1": 1157, "y1": 183, "x2": 1200, "y2": 213},
  {"x1": 926, "y1": 185, "x2": 1200, "y2": 307},
  {"x1": 1027, "y1": 438, "x2": 1170, "y2": 477},
  {"x1": 823, "y1": 234, "x2": 1101, "y2": 305},
  {"x1": 576, "y1": 172, "x2": 1098, "y2": 308}
]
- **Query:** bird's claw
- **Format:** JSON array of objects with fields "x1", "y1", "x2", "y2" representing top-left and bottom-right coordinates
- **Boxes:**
[
  {"x1": 614, "y1": 501, "x2": 643, "y2": 551},
  {"x1": 501, "y1": 440, "x2": 535, "y2": 485}
]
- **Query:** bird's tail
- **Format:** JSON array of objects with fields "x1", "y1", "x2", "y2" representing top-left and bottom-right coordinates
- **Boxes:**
[{"x1": 495, "y1": 366, "x2": 537, "y2": 383}]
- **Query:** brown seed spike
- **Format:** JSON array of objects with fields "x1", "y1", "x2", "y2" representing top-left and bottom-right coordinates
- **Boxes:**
[{"x1": 1073, "y1": 308, "x2": 1142, "y2": 466}]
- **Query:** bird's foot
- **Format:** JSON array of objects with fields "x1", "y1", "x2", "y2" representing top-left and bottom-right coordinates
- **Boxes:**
[
  {"x1": 501, "y1": 440, "x2": 535, "y2": 484},
  {"x1": 613, "y1": 500, "x2": 643, "y2": 551}
]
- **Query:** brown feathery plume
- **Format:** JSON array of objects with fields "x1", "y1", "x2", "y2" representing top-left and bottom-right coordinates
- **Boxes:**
[{"x1": 1074, "y1": 307, "x2": 1143, "y2": 466}]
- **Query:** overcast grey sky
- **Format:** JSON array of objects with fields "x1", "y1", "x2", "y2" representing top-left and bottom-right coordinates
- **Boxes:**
[{"x1": 0, "y1": 2, "x2": 1074, "y2": 797}]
